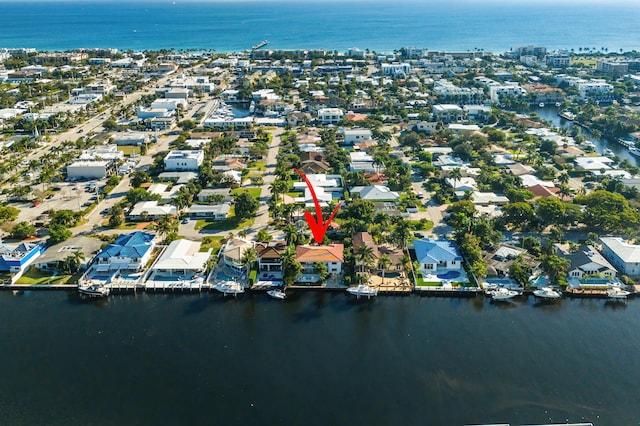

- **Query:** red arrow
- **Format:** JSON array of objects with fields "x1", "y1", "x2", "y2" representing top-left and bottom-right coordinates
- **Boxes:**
[{"x1": 293, "y1": 168, "x2": 342, "y2": 244}]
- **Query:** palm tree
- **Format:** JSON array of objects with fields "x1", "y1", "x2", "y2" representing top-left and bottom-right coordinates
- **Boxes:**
[
  {"x1": 241, "y1": 247, "x2": 257, "y2": 276},
  {"x1": 449, "y1": 167, "x2": 462, "y2": 190},
  {"x1": 355, "y1": 245, "x2": 375, "y2": 273},
  {"x1": 284, "y1": 223, "x2": 298, "y2": 246},
  {"x1": 393, "y1": 220, "x2": 411, "y2": 250},
  {"x1": 558, "y1": 172, "x2": 570, "y2": 186},
  {"x1": 559, "y1": 184, "x2": 573, "y2": 200},
  {"x1": 377, "y1": 255, "x2": 391, "y2": 285}
]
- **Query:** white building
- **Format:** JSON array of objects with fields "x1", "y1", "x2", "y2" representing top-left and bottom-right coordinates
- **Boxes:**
[
  {"x1": 381, "y1": 63, "x2": 411, "y2": 77},
  {"x1": 599, "y1": 237, "x2": 640, "y2": 278},
  {"x1": 151, "y1": 98, "x2": 185, "y2": 111},
  {"x1": 150, "y1": 239, "x2": 211, "y2": 277},
  {"x1": 576, "y1": 79, "x2": 614, "y2": 102},
  {"x1": 432, "y1": 104, "x2": 465, "y2": 123},
  {"x1": 341, "y1": 128, "x2": 372, "y2": 145},
  {"x1": 137, "y1": 106, "x2": 172, "y2": 119},
  {"x1": 433, "y1": 80, "x2": 484, "y2": 104},
  {"x1": 164, "y1": 150, "x2": 204, "y2": 171},
  {"x1": 489, "y1": 83, "x2": 526, "y2": 104},
  {"x1": 79, "y1": 144, "x2": 124, "y2": 162},
  {"x1": 111, "y1": 132, "x2": 150, "y2": 146},
  {"x1": 128, "y1": 201, "x2": 177, "y2": 220},
  {"x1": 66, "y1": 160, "x2": 112, "y2": 179},
  {"x1": 317, "y1": 108, "x2": 344, "y2": 125}
]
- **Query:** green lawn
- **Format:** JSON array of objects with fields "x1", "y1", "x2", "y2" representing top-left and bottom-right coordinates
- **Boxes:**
[
  {"x1": 194, "y1": 206, "x2": 254, "y2": 232},
  {"x1": 248, "y1": 160, "x2": 266, "y2": 171},
  {"x1": 16, "y1": 267, "x2": 80, "y2": 285},
  {"x1": 415, "y1": 274, "x2": 441, "y2": 287},
  {"x1": 406, "y1": 219, "x2": 434, "y2": 231},
  {"x1": 117, "y1": 145, "x2": 141, "y2": 156},
  {"x1": 200, "y1": 236, "x2": 225, "y2": 253},
  {"x1": 232, "y1": 187, "x2": 262, "y2": 199}
]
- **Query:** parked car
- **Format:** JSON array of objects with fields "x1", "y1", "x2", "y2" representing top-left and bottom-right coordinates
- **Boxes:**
[{"x1": 181, "y1": 217, "x2": 189, "y2": 224}]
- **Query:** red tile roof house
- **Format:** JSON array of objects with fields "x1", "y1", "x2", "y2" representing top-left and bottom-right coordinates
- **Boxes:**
[{"x1": 295, "y1": 244, "x2": 344, "y2": 284}]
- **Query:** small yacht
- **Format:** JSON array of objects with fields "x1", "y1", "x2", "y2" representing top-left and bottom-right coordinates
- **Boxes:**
[
  {"x1": 602, "y1": 148, "x2": 615, "y2": 157},
  {"x1": 606, "y1": 286, "x2": 631, "y2": 300},
  {"x1": 78, "y1": 284, "x2": 110, "y2": 298},
  {"x1": 555, "y1": 102, "x2": 561, "y2": 107},
  {"x1": 539, "y1": 102, "x2": 545, "y2": 108},
  {"x1": 213, "y1": 280, "x2": 244, "y2": 296},
  {"x1": 490, "y1": 287, "x2": 519, "y2": 301},
  {"x1": 347, "y1": 284, "x2": 378, "y2": 298},
  {"x1": 533, "y1": 286, "x2": 562, "y2": 300},
  {"x1": 629, "y1": 147, "x2": 640, "y2": 157},
  {"x1": 267, "y1": 289, "x2": 286, "y2": 300}
]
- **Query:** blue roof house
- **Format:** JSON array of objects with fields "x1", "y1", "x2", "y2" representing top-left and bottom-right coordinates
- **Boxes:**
[
  {"x1": 0, "y1": 241, "x2": 46, "y2": 282},
  {"x1": 94, "y1": 232, "x2": 155, "y2": 272},
  {"x1": 413, "y1": 238, "x2": 463, "y2": 277}
]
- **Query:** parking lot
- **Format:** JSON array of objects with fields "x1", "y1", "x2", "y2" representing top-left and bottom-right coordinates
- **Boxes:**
[{"x1": 12, "y1": 179, "x2": 108, "y2": 224}]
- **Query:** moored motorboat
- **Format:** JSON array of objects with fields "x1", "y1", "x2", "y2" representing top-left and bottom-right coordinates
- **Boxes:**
[
  {"x1": 602, "y1": 148, "x2": 614, "y2": 157},
  {"x1": 78, "y1": 284, "x2": 110, "y2": 298},
  {"x1": 267, "y1": 289, "x2": 286, "y2": 300},
  {"x1": 490, "y1": 287, "x2": 519, "y2": 301},
  {"x1": 607, "y1": 286, "x2": 631, "y2": 300},
  {"x1": 629, "y1": 147, "x2": 640, "y2": 157},
  {"x1": 347, "y1": 284, "x2": 378, "y2": 298},
  {"x1": 533, "y1": 286, "x2": 562, "y2": 299},
  {"x1": 213, "y1": 280, "x2": 244, "y2": 296}
]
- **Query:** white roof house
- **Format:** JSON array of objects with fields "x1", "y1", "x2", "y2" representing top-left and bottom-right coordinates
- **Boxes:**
[
  {"x1": 129, "y1": 201, "x2": 177, "y2": 220},
  {"x1": 574, "y1": 156, "x2": 614, "y2": 171},
  {"x1": 148, "y1": 183, "x2": 183, "y2": 202},
  {"x1": 600, "y1": 237, "x2": 640, "y2": 277},
  {"x1": 151, "y1": 239, "x2": 211, "y2": 275},
  {"x1": 292, "y1": 174, "x2": 343, "y2": 192},
  {"x1": 350, "y1": 185, "x2": 400, "y2": 201},
  {"x1": 317, "y1": 108, "x2": 344, "y2": 125},
  {"x1": 520, "y1": 174, "x2": 555, "y2": 188},
  {"x1": 445, "y1": 177, "x2": 478, "y2": 192},
  {"x1": 341, "y1": 128, "x2": 373, "y2": 145}
]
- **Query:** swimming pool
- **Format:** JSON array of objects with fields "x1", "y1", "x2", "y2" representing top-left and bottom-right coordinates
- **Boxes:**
[{"x1": 437, "y1": 271, "x2": 460, "y2": 279}]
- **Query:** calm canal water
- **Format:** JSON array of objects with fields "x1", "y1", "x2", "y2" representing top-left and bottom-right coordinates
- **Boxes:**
[
  {"x1": 534, "y1": 106, "x2": 639, "y2": 165},
  {"x1": 1, "y1": 291, "x2": 639, "y2": 425}
]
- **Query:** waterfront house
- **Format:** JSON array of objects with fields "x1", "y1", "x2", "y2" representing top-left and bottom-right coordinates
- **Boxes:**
[
  {"x1": 353, "y1": 232, "x2": 404, "y2": 273},
  {"x1": 556, "y1": 244, "x2": 618, "y2": 288},
  {"x1": 150, "y1": 239, "x2": 211, "y2": 278},
  {"x1": 255, "y1": 241, "x2": 287, "y2": 282},
  {"x1": 34, "y1": 236, "x2": 102, "y2": 272},
  {"x1": 221, "y1": 238, "x2": 253, "y2": 275},
  {"x1": 0, "y1": 241, "x2": 46, "y2": 281},
  {"x1": 341, "y1": 128, "x2": 373, "y2": 145},
  {"x1": 94, "y1": 232, "x2": 155, "y2": 272},
  {"x1": 484, "y1": 244, "x2": 540, "y2": 279},
  {"x1": 413, "y1": 238, "x2": 464, "y2": 276},
  {"x1": 295, "y1": 244, "x2": 344, "y2": 284},
  {"x1": 599, "y1": 237, "x2": 640, "y2": 278}
]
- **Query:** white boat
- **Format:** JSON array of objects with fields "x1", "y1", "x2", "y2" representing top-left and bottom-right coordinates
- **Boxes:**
[
  {"x1": 347, "y1": 284, "x2": 378, "y2": 298},
  {"x1": 629, "y1": 147, "x2": 640, "y2": 157},
  {"x1": 78, "y1": 284, "x2": 110, "y2": 298},
  {"x1": 602, "y1": 148, "x2": 614, "y2": 156},
  {"x1": 607, "y1": 286, "x2": 631, "y2": 300},
  {"x1": 213, "y1": 280, "x2": 244, "y2": 296},
  {"x1": 533, "y1": 286, "x2": 562, "y2": 299},
  {"x1": 555, "y1": 102, "x2": 561, "y2": 107},
  {"x1": 490, "y1": 287, "x2": 519, "y2": 301},
  {"x1": 267, "y1": 289, "x2": 286, "y2": 300},
  {"x1": 539, "y1": 102, "x2": 545, "y2": 108}
]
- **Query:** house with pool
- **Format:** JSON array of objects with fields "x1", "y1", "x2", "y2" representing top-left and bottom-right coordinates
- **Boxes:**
[{"x1": 412, "y1": 238, "x2": 468, "y2": 286}]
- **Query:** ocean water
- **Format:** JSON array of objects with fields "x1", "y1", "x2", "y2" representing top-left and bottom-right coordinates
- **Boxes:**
[
  {"x1": 0, "y1": 1, "x2": 639, "y2": 53},
  {"x1": 1, "y1": 290, "x2": 639, "y2": 425}
]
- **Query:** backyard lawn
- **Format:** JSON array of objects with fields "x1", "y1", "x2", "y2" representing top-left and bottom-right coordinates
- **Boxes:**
[
  {"x1": 16, "y1": 267, "x2": 80, "y2": 285},
  {"x1": 194, "y1": 206, "x2": 254, "y2": 232}
]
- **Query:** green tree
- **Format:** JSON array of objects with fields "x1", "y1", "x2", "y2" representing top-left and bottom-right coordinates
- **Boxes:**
[
  {"x1": 48, "y1": 224, "x2": 72, "y2": 245},
  {"x1": 234, "y1": 192, "x2": 260, "y2": 220},
  {"x1": 256, "y1": 229, "x2": 272, "y2": 242},
  {"x1": 377, "y1": 255, "x2": 391, "y2": 284},
  {"x1": 108, "y1": 205, "x2": 125, "y2": 227},
  {"x1": 130, "y1": 171, "x2": 151, "y2": 188},
  {"x1": 355, "y1": 244, "x2": 375, "y2": 273},
  {"x1": 241, "y1": 247, "x2": 258, "y2": 275},
  {"x1": 126, "y1": 187, "x2": 160, "y2": 205},
  {"x1": 313, "y1": 261, "x2": 329, "y2": 283},
  {"x1": 0, "y1": 206, "x2": 20, "y2": 223},
  {"x1": 11, "y1": 221, "x2": 36, "y2": 239},
  {"x1": 509, "y1": 259, "x2": 532, "y2": 287},
  {"x1": 282, "y1": 247, "x2": 302, "y2": 286}
]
